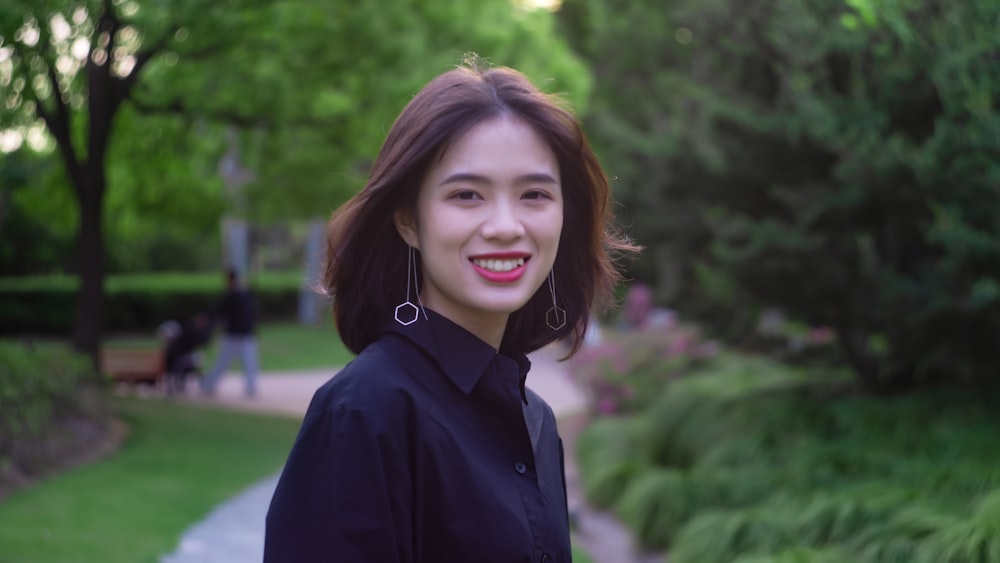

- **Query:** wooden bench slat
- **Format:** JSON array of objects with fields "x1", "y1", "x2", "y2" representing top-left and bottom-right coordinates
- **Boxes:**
[{"x1": 100, "y1": 348, "x2": 165, "y2": 384}]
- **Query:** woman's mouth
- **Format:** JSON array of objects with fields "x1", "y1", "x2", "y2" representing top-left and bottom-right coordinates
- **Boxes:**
[
  {"x1": 471, "y1": 257, "x2": 525, "y2": 273},
  {"x1": 470, "y1": 256, "x2": 529, "y2": 282}
]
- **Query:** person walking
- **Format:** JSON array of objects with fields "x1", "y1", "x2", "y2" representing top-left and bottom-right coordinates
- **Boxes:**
[{"x1": 201, "y1": 268, "x2": 259, "y2": 398}]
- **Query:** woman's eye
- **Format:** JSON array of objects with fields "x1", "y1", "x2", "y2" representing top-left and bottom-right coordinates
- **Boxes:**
[
  {"x1": 523, "y1": 190, "x2": 552, "y2": 201},
  {"x1": 453, "y1": 190, "x2": 482, "y2": 201}
]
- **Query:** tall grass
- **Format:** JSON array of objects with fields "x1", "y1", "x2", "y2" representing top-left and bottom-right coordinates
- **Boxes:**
[{"x1": 577, "y1": 354, "x2": 1000, "y2": 561}]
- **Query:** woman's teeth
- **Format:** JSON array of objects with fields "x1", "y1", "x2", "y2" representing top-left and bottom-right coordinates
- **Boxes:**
[{"x1": 473, "y1": 258, "x2": 525, "y2": 272}]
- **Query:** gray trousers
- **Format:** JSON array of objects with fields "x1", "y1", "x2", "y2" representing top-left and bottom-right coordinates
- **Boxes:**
[{"x1": 202, "y1": 335, "x2": 259, "y2": 397}]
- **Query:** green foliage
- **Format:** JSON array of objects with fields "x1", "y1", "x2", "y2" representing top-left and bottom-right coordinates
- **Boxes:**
[
  {"x1": 0, "y1": 341, "x2": 94, "y2": 438},
  {"x1": 0, "y1": 150, "x2": 75, "y2": 274},
  {"x1": 0, "y1": 141, "x2": 217, "y2": 274},
  {"x1": 0, "y1": 271, "x2": 305, "y2": 334},
  {"x1": 733, "y1": 547, "x2": 852, "y2": 563},
  {"x1": 559, "y1": 0, "x2": 1000, "y2": 390},
  {"x1": 921, "y1": 490, "x2": 1000, "y2": 563},
  {"x1": 568, "y1": 320, "x2": 721, "y2": 415},
  {"x1": 577, "y1": 353, "x2": 1000, "y2": 559},
  {"x1": 575, "y1": 416, "x2": 647, "y2": 508},
  {"x1": 63, "y1": 0, "x2": 588, "y2": 224},
  {"x1": 232, "y1": 1, "x2": 591, "y2": 222},
  {"x1": 0, "y1": 341, "x2": 107, "y2": 489},
  {"x1": 1, "y1": 0, "x2": 590, "y2": 224},
  {"x1": 2, "y1": 0, "x2": 591, "y2": 361},
  {"x1": 615, "y1": 468, "x2": 690, "y2": 549}
]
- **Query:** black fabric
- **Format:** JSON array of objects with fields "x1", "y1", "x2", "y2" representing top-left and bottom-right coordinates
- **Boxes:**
[
  {"x1": 264, "y1": 308, "x2": 571, "y2": 563},
  {"x1": 212, "y1": 288, "x2": 256, "y2": 336}
]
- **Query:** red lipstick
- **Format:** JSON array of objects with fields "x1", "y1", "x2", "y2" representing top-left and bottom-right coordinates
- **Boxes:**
[{"x1": 469, "y1": 253, "x2": 530, "y2": 283}]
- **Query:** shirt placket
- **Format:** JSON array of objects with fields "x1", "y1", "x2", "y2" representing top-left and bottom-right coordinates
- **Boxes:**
[{"x1": 482, "y1": 360, "x2": 556, "y2": 562}]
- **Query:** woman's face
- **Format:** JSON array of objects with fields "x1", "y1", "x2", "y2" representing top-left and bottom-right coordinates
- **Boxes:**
[{"x1": 396, "y1": 116, "x2": 563, "y2": 339}]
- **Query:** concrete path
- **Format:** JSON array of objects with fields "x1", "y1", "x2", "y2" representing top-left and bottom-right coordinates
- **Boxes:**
[{"x1": 159, "y1": 346, "x2": 661, "y2": 563}]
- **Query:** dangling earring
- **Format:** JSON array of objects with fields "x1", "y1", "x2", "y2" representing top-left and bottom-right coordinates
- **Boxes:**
[
  {"x1": 395, "y1": 246, "x2": 428, "y2": 326},
  {"x1": 546, "y1": 270, "x2": 567, "y2": 330}
]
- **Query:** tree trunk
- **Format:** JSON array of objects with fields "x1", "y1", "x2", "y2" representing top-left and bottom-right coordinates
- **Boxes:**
[{"x1": 72, "y1": 171, "x2": 106, "y2": 376}]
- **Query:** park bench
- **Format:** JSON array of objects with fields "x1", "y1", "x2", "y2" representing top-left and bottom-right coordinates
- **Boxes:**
[{"x1": 100, "y1": 348, "x2": 165, "y2": 386}]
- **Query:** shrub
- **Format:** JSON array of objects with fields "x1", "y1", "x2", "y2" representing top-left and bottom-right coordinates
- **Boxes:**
[
  {"x1": 559, "y1": 0, "x2": 1000, "y2": 391},
  {"x1": 733, "y1": 547, "x2": 851, "y2": 563},
  {"x1": 0, "y1": 341, "x2": 110, "y2": 493},
  {"x1": 575, "y1": 351, "x2": 1000, "y2": 559},
  {"x1": 568, "y1": 320, "x2": 720, "y2": 416},
  {"x1": 614, "y1": 468, "x2": 690, "y2": 549},
  {"x1": 922, "y1": 490, "x2": 1000, "y2": 563},
  {"x1": 575, "y1": 416, "x2": 647, "y2": 508},
  {"x1": 0, "y1": 341, "x2": 94, "y2": 436}
]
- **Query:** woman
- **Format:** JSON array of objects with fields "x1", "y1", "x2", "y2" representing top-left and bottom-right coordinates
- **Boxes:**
[{"x1": 265, "y1": 58, "x2": 637, "y2": 562}]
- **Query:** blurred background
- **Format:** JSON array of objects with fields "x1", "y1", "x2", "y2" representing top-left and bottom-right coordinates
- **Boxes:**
[{"x1": 2, "y1": 0, "x2": 999, "y2": 561}]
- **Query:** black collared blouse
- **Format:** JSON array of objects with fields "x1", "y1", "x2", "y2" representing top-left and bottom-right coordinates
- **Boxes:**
[{"x1": 264, "y1": 309, "x2": 571, "y2": 562}]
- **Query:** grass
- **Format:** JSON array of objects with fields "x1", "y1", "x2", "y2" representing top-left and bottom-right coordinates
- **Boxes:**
[
  {"x1": 250, "y1": 320, "x2": 354, "y2": 371},
  {"x1": 0, "y1": 398, "x2": 302, "y2": 563}
]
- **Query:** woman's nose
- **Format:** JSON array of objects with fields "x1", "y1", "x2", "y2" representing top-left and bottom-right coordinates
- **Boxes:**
[{"x1": 480, "y1": 200, "x2": 525, "y2": 240}]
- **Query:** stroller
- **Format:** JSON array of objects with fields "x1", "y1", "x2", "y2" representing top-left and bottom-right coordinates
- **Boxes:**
[{"x1": 157, "y1": 313, "x2": 216, "y2": 395}]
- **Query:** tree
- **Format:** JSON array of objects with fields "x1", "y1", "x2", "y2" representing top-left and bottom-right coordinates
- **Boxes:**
[
  {"x1": 0, "y1": 0, "x2": 273, "y2": 364},
  {"x1": 559, "y1": 0, "x2": 1000, "y2": 391},
  {"x1": 1, "y1": 0, "x2": 589, "y2": 367}
]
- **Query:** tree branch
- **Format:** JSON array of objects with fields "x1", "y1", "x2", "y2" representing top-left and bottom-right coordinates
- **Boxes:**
[
  {"x1": 118, "y1": 25, "x2": 178, "y2": 98},
  {"x1": 86, "y1": 0, "x2": 127, "y2": 169},
  {"x1": 17, "y1": 37, "x2": 84, "y2": 190}
]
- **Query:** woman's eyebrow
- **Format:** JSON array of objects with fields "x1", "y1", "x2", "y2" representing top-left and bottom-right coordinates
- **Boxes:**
[{"x1": 439, "y1": 172, "x2": 559, "y2": 186}]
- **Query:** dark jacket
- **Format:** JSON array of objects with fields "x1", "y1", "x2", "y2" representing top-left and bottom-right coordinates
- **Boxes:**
[
  {"x1": 213, "y1": 288, "x2": 256, "y2": 336},
  {"x1": 264, "y1": 308, "x2": 571, "y2": 562}
]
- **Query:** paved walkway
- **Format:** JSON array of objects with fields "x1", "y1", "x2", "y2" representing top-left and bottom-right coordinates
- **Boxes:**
[{"x1": 159, "y1": 346, "x2": 661, "y2": 563}]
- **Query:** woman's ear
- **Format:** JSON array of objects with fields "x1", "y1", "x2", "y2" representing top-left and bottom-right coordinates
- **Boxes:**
[{"x1": 393, "y1": 209, "x2": 419, "y2": 249}]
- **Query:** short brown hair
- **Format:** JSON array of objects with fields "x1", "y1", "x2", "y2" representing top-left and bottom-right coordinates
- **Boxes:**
[{"x1": 326, "y1": 58, "x2": 637, "y2": 356}]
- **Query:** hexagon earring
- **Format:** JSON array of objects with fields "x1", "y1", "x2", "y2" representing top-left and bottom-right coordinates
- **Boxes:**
[
  {"x1": 546, "y1": 270, "x2": 567, "y2": 330},
  {"x1": 395, "y1": 245, "x2": 428, "y2": 326}
]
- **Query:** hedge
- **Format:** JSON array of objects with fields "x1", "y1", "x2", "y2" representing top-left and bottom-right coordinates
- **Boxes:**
[{"x1": 0, "y1": 272, "x2": 312, "y2": 335}]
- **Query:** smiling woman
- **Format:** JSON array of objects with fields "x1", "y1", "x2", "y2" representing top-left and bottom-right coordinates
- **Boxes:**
[
  {"x1": 394, "y1": 116, "x2": 564, "y2": 347},
  {"x1": 264, "y1": 56, "x2": 638, "y2": 563}
]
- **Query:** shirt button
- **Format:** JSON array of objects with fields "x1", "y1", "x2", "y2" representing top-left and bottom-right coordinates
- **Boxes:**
[
  {"x1": 514, "y1": 461, "x2": 527, "y2": 474},
  {"x1": 540, "y1": 554, "x2": 551, "y2": 563}
]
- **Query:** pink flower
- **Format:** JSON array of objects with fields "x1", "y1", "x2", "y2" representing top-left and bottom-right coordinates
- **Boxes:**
[
  {"x1": 666, "y1": 334, "x2": 693, "y2": 357},
  {"x1": 597, "y1": 398, "x2": 618, "y2": 415},
  {"x1": 809, "y1": 327, "x2": 835, "y2": 344}
]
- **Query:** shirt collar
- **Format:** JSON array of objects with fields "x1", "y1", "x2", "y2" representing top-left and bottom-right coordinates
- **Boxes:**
[{"x1": 383, "y1": 307, "x2": 531, "y2": 402}]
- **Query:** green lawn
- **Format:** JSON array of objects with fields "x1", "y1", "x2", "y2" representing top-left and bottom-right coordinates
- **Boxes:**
[
  {"x1": 572, "y1": 545, "x2": 594, "y2": 562},
  {"x1": 251, "y1": 320, "x2": 355, "y2": 371},
  {"x1": 0, "y1": 399, "x2": 302, "y2": 563}
]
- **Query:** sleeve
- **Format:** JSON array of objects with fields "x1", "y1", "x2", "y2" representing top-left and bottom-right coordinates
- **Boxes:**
[
  {"x1": 264, "y1": 402, "x2": 413, "y2": 563},
  {"x1": 208, "y1": 293, "x2": 228, "y2": 323}
]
